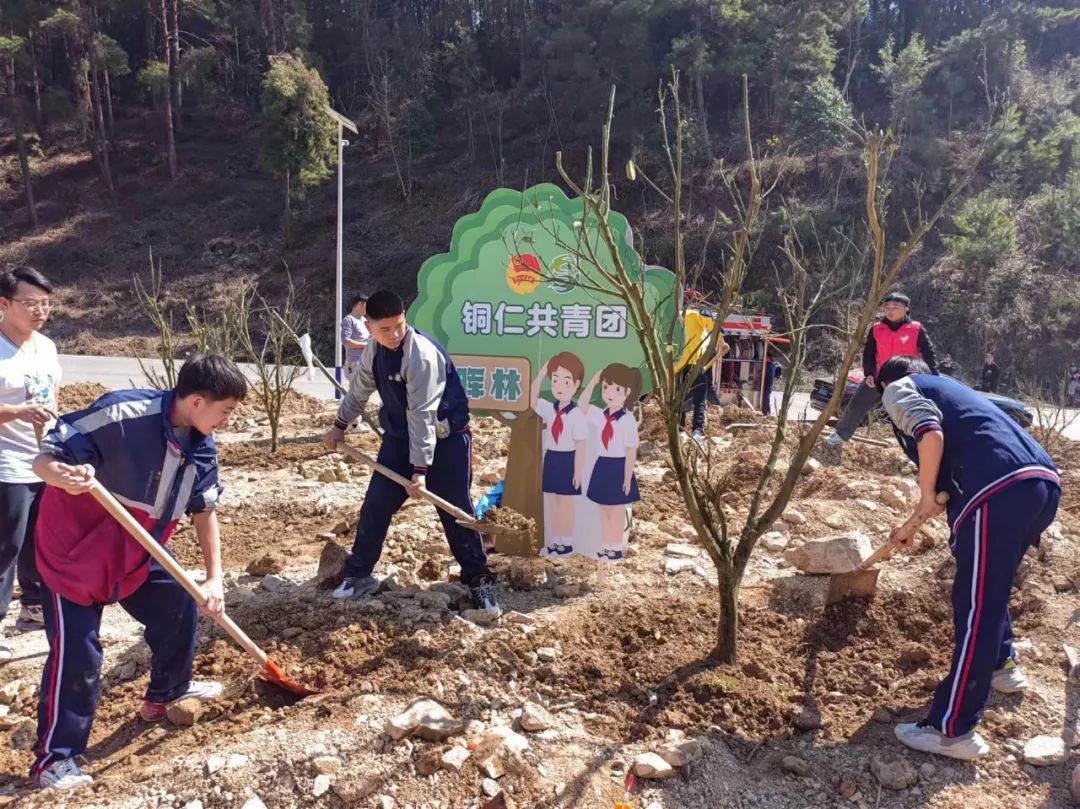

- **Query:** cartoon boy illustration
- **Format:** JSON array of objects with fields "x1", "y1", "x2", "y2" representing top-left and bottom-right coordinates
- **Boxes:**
[
  {"x1": 580, "y1": 363, "x2": 643, "y2": 561},
  {"x1": 531, "y1": 352, "x2": 588, "y2": 556}
]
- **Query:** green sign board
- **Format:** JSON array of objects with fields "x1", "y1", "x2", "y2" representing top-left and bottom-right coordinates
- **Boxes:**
[{"x1": 409, "y1": 183, "x2": 677, "y2": 412}]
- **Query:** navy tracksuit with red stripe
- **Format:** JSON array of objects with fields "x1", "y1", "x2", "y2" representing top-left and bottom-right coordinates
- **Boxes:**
[{"x1": 883, "y1": 375, "x2": 1060, "y2": 737}]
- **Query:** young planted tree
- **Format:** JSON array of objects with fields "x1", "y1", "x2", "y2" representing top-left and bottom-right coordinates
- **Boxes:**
[
  {"x1": 550, "y1": 74, "x2": 983, "y2": 662},
  {"x1": 258, "y1": 53, "x2": 336, "y2": 244},
  {"x1": 134, "y1": 249, "x2": 181, "y2": 389},
  {"x1": 227, "y1": 282, "x2": 305, "y2": 453}
]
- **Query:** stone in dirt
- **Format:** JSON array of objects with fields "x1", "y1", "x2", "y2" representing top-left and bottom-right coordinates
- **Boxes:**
[
  {"x1": 783, "y1": 532, "x2": 872, "y2": 574},
  {"x1": 519, "y1": 703, "x2": 555, "y2": 733},
  {"x1": 240, "y1": 800, "x2": 267, "y2": 809},
  {"x1": 1023, "y1": 735, "x2": 1066, "y2": 766},
  {"x1": 311, "y1": 756, "x2": 342, "y2": 775},
  {"x1": 664, "y1": 558, "x2": 704, "y2": 576},
  {"x1": 416, "y1": 590, "x2": 452, "y2": 611},
  {"x1": 536, "y1": 647, "x2": 559, "y2": 663},
  {"x1": 417, "y1": 558, "x2": 442, "y2": 581},
  {"x1": 760, "y1": 532, "x2": 789, "y2": 552},
  {"x1": 482, "y1": 778, "x2": 501, "y2": 797},
  {"x1": 441, "y1": 746, "x2": 471, "y2": 772},
  {"x1": 1052, "y1": 575, "x2": 1075, "y2": 593},
  {"x1": 664, "y1": 543, "x2": 699, "y2": 558},
  {"x1": 553, "y1": 582, "x2": 582, "y2": 598},
  {"x1": 386, "y1": 698, "x2": 464, "y2": 742},
  {"x1": 475, "y1": 726, "x2": 530, "y2": 759},
  {"x1": 245, "y1": 553, "x2": 285, "y2": 577},
  {"x1": 166, "y1": 698, "x2": 204, "y2": 727},
  {"x1": 462, "y1": 608, "x2": 500, "y2": 626},
  {"x1": 317, "y1": 541, "x2": 349, "y2": 590},
  {"x1": 10, "y1": 718, "x2": 35, "y2": 750},
  {"x1": 260, "y1": 574, "x2": 289, "y2": 593},
  {"x1": 205, "y1": 755, "x2": 226, "y2": 775},
  {"x1": 871, "y1": 756, "x2": 918, "y2": 790},
  {"x1": 658, "y1": 738, "x2": 703, "y2": 768},
  {"x1": 416, "y1": 746, "x2": 445, "y2": 776},
  {"x1": 633, "y1": 752, "x2": 675, "y2": 780},
  {"x1": 781, "y1": 756, "x2": 811, "y2": 777},
  {"x1": 116, "y1": 660, "x2": 138, "y2": 681},
  {"x1": 783, "y1": 509, "x2": 807, "y2": 525},
  {"x1": 899, "y1": 643, "x2": 933, "y2": 666},
  {"x1": 312, "y1": 774, "x2": 332, "y2": 797},
  {"x1": 770, "y1": 574, "x2": 831, "y2": 613},
  {"x1": 791, "y1": 709, "x2": 823, "y2": 732}
]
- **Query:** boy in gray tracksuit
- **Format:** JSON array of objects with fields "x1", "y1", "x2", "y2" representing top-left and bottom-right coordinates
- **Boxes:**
[{"x1": 323, "y1": 290, "x2": 498, "y2": 613}]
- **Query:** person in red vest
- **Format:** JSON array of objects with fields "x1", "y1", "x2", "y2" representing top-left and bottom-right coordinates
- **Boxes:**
[{"x1": 825, "y1": 291, "x2": 938, "y2": 448}]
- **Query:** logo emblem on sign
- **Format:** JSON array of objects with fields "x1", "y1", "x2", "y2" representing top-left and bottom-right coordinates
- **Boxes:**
[{"x1": 506, "y1": 253, "x2": 542, "y2": 294}]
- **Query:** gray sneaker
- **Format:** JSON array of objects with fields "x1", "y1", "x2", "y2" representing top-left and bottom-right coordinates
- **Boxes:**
[
  {"x1": 332, "y1": 575, "x2": 380, "y2": 600},
  {"x1": 468, "y1": 574, "x2": 502, "y2": 615}
]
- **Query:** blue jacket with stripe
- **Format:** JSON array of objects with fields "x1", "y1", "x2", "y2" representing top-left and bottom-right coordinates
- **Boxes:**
[
  {"x1": 35, "y1": 389, "x2": 220, "y2": 606},
  {"x1": 882, "y1": 374, "x2": 1059, "y2": 530}
]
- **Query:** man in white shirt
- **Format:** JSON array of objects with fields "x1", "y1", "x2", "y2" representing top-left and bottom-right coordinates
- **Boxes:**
[
  {"x1": 0, "y1": 267, "x2": 61, "y2": 661},
  {"x1": 340, "y1": 294, "x2": 370, "y2": 381}
]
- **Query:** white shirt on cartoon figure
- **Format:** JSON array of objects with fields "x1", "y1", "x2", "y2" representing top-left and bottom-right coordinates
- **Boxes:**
[
  {"x1": 584, "y1": 407, "x2": 639, "y2": 457},
  {"x1": 533, "y1": 398, "x2": 587, "y2": 453}
]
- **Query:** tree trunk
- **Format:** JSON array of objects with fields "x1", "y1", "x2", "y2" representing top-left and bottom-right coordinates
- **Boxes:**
[
  {"x1": 85, "y1": 58, "x2": 114, "y2": 195},
  {"x1": 499, "y1": 411, "x2": 545, "y2": 556},
  {"x1": 715, "y1": 575, "x2": 738, "y2": 663},
  {"x1": 283, "y1": 169, "x2": 291, "y2": 245},
  {"x1": 102, "y1": 69, "x2": 114, "y2": 132},
  {"x1": 27, "y1": 33, "x2": 44, "y2": 139},
  {"x1": 6, "y1": 59, "x2": 38, "y2": 229},
  {"x1": 160, "y1": 0, "x2": 178, "y2": 179},
  {"x1": 694, "y1": 65, "x2": 712, "y2": 162},
  {"x1": 168, "y1": 0, "x2": 182, "y2": 133}
]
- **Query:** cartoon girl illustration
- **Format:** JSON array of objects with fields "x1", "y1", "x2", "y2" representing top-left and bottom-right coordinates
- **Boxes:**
[
  {"x1": 531, "y1": 352, "x2": 587, "y2": 556},
  {"x1": 580, "y1": 363, "x2": 642, "y2": 561}
]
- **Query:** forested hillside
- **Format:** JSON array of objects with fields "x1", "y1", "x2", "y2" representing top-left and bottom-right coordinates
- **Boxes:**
[{"x1": 1, "y1": 1, "x2": 1078, "y2": 389}]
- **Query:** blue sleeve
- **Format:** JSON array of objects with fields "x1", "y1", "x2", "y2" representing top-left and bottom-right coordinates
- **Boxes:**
[
  {"x1": 187, "y1": 441, "x2": 222, "y2": 514},
  {"x1": 40, "y1": 405, "x2": 106, "y2": 467}
]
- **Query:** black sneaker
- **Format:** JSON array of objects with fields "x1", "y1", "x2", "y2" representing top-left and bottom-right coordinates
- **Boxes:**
[
  {"x1": 596, "y1": 548, "x2": 624, "y2": 561},
  {"x1": 332, "y1": 575, "x2": 380, "y2": 600},
  {"x1": 468, "y1": 574, "x2": 501, "y2": 615},
  {"x1": 545, "y1": 544, "x2": 574, "y2": 556}
]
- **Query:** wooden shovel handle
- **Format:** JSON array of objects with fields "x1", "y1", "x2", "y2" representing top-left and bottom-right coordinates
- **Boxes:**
[
  {"x1": 88, "y1": 481, "x2": 269, "y2": 666},
  {"x1": 859, "y1": 492, "x2": 950, "y2": 571},
  {"x1": 335, "y1": 443, "x2": 478, "y2": 526}
]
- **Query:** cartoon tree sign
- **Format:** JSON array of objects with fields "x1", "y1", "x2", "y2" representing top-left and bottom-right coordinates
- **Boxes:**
[{"x1": 409, "y1": 183, "x2": 677, "y2": 557}]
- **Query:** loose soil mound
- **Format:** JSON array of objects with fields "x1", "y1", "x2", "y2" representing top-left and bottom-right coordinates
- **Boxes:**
[{"x1": 57, "y1": 382, "x2": 109, "y2": 413}]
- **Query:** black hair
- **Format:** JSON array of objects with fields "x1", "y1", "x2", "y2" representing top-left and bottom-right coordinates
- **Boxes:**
[
  {"x1": 175, "y1": 353, "x2": 249, "y2": 401},
  {"x1": 877, "y1": 356, "x2": 931, "y2": 391},
  {"x1": 348, "y1": 293, "x2": 368, "y2": 309},
  {"x1": 883, "y1": 291, "x2": 910, "y2": 307},
  {"x1": 0, "y1": 266, "x2": 53, "y2": 299},
  {"x1": 365, "y1": 289, "x2": 405, "y2": 320}
]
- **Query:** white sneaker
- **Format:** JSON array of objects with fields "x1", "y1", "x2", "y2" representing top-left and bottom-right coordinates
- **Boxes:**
[
  {"x1": 692, "y1": 430, "x2": 706, "y2": 445},
  {"x1": 991, "y1": 660, "x2": 1029, "y2": 694},
  {"x1": 36, "y1": 758, "x2": 93, "y2": 790},
  {"x1": 894, "y1": 722, "x2": 989, "y2": 760},
  {"x1": 824, "y1": 432, "x2": 845, "y2": 447},
  {"x1": 331, "y1": 575, "x2": 380, "y2": 600}
]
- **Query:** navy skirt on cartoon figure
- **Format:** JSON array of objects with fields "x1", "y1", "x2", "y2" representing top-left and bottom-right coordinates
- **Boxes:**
[
  {"x1": 586, "y1": 455, "x2": 640, "y2": 505},
  {"x1": 542, "y1": 450, "x2": 580, "y2": 495}
]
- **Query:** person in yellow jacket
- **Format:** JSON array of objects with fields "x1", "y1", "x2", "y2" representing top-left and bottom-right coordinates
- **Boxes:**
[{"x1": 676, "y1": 292, "x2": 728, "y2": 442}]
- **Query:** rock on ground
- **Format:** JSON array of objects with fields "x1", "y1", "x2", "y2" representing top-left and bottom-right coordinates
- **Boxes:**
[
  {"x1": 245, "y1": 553, "x2": 285, "y2": 576},
  {"x1": 871, "y1": 755, "x2": 918, "y2": 790},
  {"x1": 317, "y1": 541, "x2": 349, "y2": 590},
  {"x1": 166, "y1": 698, "x2": 204, "y2": 727},
  {"x1": 781, "y1": 756, "x2": 811, "y2": 777},
  {"x1": 386, "y1": 698, "x2": 464, "y2": 742},
  {"x1": 633, "y1": 752, "x2": 675, "y2": 780},
  {"x1": 1023, "y1": 735, "x2": 1067, "y2": 766},
  {"x1": 784, "y1": 532, "x2": 872, "y2": 574},
  {"x1": 658, "y1": 738, "x2": 703, "y2": 767},
  {"x1": 519, "y1": 703, "x2": 555, "y2": 733}
]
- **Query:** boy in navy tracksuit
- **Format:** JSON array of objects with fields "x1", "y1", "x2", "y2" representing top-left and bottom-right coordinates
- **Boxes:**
[
  {"x1": 878, "y1": 356, "x2": 1060, "y2": 761},
  {"x1": 323, "y1": 290, "x2": 499, "y2": 613},
  {"x1": 29, "y1": 354, "x2": 248, "y2": 790}
]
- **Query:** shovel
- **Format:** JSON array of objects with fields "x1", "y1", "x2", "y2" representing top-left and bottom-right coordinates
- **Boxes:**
[
  {"x1": 88, "y1": 481, "x2": 319, "y2": 697},
  {"x1": 825, "y1": 492, "x2": 949, "y2": 605},
  {"x1": 334, "y1": 443, "x2": 534, "y2": 541}
]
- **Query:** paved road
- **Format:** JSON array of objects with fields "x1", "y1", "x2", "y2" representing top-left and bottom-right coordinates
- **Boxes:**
[
  {"x1": 60, "y1": 354, "x2": 340, "y2": 400},
  {"x1": 60, "y1": 355, "x2": 1079, "y2": 441}
]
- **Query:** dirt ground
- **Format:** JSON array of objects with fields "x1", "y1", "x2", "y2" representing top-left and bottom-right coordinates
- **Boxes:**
[{"x1": 0, "y1": 392, "x2": 1077, "y2": 809}]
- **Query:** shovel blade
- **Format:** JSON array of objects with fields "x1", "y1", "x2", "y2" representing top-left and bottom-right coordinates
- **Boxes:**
[
  {"x1": 455, "y1": 518, "x2": 532, "y2": 540},
  {"x1": 825, "y1": 568, "x2": 881, "y2": 605},
  {"x1": 262, "y1": 658, "x2": 320, "y2": 697}
]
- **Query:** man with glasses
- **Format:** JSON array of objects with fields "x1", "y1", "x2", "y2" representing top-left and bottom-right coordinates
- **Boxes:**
[
  {"x1": 824, "y1": 291, "x2": 939, "y2": 451},
  {"x1": 0, "y1": 267, "x2": 60, "y2": 661}
]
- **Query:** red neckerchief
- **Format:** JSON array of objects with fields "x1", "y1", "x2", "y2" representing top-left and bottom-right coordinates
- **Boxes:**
[
  {"x1": 551, "y1": 400, "x2": 576, "y2": 444},
  {"x1": 601, "y1": 408, "x2": 625, "y2": 449}
]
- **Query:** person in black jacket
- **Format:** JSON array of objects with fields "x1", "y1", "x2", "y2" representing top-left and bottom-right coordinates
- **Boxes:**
[
  {"x1": 825, "y1": 292, "x2": 939, "y2": 448},
  {"x1": 978, "y1": 353, "x2": 1000, "y2": 393},
  {"x1": 938, "y1": 354, "x2": 960, "y2": 378}
]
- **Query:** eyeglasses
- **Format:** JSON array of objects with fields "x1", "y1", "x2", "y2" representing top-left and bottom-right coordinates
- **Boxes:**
[{"x1": 12, "y1": 299, "x2": 52, "y2": 313}]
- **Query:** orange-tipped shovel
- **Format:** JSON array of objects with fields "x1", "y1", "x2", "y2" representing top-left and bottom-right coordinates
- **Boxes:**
[
  {"x1": 825, "y1": 492, "x2": 949, "y2": 605},
  {"x1": 88, "y1": 480, "x2": 319, "y2": 697}
]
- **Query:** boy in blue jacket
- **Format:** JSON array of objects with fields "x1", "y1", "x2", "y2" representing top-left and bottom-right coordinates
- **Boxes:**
[
  {"x1": 878, "y1": 356, "x2": 1060, "y2": 761},
  {"x1": 323, "y1": 290, "x2": 499, "y2": 614},
  {"x1": 29, "y1": 353, "x2": 247, "y2": 790}
]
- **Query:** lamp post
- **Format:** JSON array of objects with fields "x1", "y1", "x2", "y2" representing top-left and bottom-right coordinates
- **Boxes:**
[{"x1": 323, "y1": 105, "x2": 358, "y2": 397}]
